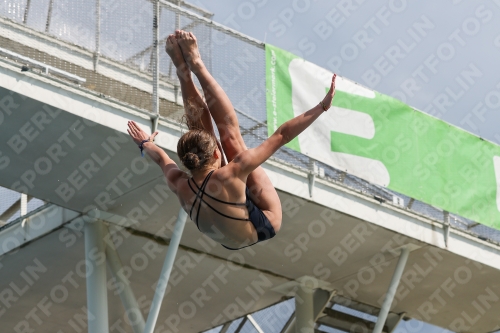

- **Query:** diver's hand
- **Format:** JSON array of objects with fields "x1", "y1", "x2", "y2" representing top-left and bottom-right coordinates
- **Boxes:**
[
  {"x1": 321, "y1": 74, "x2": 336, "y2": 111},
  {"x1": 127, "y1": 121, "x2": 158, "y2": 146}
]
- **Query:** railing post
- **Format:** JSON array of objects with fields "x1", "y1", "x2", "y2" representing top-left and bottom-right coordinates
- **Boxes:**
[
  {"x1": 45, "y1": 0, "x2": 54, "y2": 33},
  {"x1": 443, "y1": 211, "x2": 450, "y2": 248},
  {"x1": 23, "y1": 0, "x2": 32, "y2": 24},
  {"x1": 94, "y1": 0, "x2": 101, "y2": 71},
  {"x1": 152, "y1": 0, "x2": 160, "y2": 132},
  {"x1": 173, "y1": 1, "x2": 181, "y2": 104}
]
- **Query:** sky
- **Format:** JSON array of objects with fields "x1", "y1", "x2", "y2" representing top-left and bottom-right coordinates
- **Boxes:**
[
  {"x1": 192, "y1": 0, "x2": 500, "y2": 146},
  {"x1": 187, "y1": 1, "x2": 500, "y2": 332}
]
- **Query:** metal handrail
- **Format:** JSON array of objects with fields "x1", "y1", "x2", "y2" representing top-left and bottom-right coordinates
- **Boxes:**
[{"x1": 0, "y1": 47, "x2": 86, "y2": 84}]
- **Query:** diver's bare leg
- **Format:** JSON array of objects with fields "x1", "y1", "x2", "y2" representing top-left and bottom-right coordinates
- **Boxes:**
[
  {"x1": 176, "y1": 30, "x2": 282, "y2": 230},
  {"x1": 166, "y1": 34, "x2": 214, "y2": 134},
  {"x1": 176, "y1": 30, "x2": 246, "y2": 161}
]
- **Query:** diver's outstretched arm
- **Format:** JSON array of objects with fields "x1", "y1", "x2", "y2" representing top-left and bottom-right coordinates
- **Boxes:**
[
  {"x1": 232, "y1": 74, "x2": 336, "y2": 179},
  {"x1": 127, "y1": 121, "x2": 184, "y2": 192}
]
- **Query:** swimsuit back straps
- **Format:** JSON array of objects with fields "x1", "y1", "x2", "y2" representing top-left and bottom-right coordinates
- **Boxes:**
[
  {"x1": 189, "y1": 170, "x2": 213, "y2": 230},
  {"x1": 188, "y1": 170, "x2": 250, "y2": 230}
]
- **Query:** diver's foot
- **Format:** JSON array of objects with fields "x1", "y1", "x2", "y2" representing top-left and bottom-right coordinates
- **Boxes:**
[
  {"x1": 165, "y1": 34, "x2": 188, "y2": 71},
  {"x1": 176, "y1": 30, "x2": 204, "y2": 73},
  {"x1": 166, "y1": 34, "x2": 191, "y2": 81}
]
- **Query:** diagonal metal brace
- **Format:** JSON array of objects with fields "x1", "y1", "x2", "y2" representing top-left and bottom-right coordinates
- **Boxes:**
[{"x1": 372, "y1": 246, "x2": 411, "y2": 333}]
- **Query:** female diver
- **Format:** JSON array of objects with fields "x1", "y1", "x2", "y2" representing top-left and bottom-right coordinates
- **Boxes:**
[{"x1": 127, "y1": 30, "x2": 336, "y2": 250}]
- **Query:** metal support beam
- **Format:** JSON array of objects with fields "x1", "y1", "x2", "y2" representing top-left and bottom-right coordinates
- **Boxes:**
[
  {"x1": 0, "y1": 195, "x2": 33, "y2": 225},
  {"x1": 20, "y1": 194, "x2": 28, "y2": 240},
  {"x1": 84, "y1": 220, "x2": 108, "y2": 333},
  {"x1": 295, "y1": 285, "x2": 315, "y2": 333},
  {"x1": 234, "y1": 316, "x2": 248, "y2": 333},
  {"x1": 273, "y1": 277, "x2": 332, "y2": 333},
  {"x1": 20, "y1": 193, "x2": 27, "y2": 217},
  {"x1": 331, "y1": 295, "x2": 379, "y2": 316},
  {"x1": 247, "y1": 314, "x2": 264, "y2": 333},
  {"x1": 143, "y1": 208, "x2": 187, "y2": 333},
  {"x1": 386, "y1": 312, "x2": 406, "y2": 333},
  {"x1": 293, "y1": 288, "x2": 331, "y2": 333},
  {"x1": 319, "y1": 308, "x2": 387, "y2": 332},
  {"x1": 218, "y1": 322, "x2": 231, "y2": 333},
  {"x1": 104, "y1": 225, "x2": 145, "y2": 333},
  {"x1": 373, "y1": 246, "x2": 410, "y2": 333},
  {"x1": 281, "y1": 313, "x2": 295, "y2": 333}
]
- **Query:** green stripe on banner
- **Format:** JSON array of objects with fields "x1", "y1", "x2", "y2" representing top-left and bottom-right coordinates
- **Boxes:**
[
  {"x1": 265, "y1": 44, "x2": 300, "y2": 152},
  {"x1": 265, "y1": 43, "x2": 500, "y2": 230}
]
